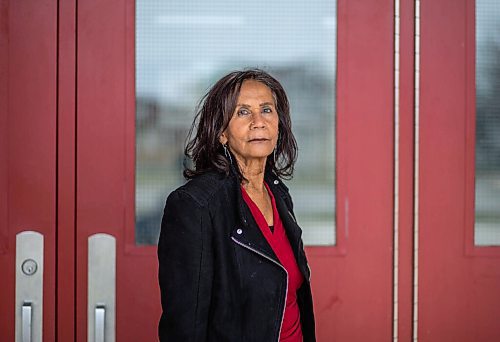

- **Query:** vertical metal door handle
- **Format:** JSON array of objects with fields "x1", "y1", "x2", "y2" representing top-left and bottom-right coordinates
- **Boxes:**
[
  {"x1": 95, "y1": 305, "x2": 105, "y2": 342},
  {"x1": 16, "y1": 231, "x2": 43, "y2": 342},
  {"x1": 88, "y1": 234, "x2": 115, "y2": 342},
  {"x1": 22, "y1": 303, "x2": 32, "y2": 342}
]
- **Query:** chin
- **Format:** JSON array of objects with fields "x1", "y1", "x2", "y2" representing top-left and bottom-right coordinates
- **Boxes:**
[
  {"x1": 238, "y1": 151, "x2": 273, "y2": 161},
  {"x1": 248, "y1": 147, "x2": 274, "y2": 158}
]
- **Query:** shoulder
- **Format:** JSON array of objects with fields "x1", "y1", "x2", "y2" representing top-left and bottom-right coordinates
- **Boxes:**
[{"x1": 169, "y1": 170, "x2": 231, "y2": 209}]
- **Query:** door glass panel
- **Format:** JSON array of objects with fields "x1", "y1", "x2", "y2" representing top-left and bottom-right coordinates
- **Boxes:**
[
  {"x1": 135, "y1": 0, "x2": 337, "y2": 246},
  {"x1": 475, "y1": 0, "x2": 500, "y2": 245}
]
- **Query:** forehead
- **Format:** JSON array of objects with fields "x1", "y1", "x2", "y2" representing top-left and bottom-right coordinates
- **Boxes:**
[{"x1": 237, "y1": 80, "x2": 274, "y2": 102}]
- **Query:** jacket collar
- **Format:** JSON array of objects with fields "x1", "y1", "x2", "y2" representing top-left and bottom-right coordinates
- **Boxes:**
[
  {"x1": 228, "y1": 162, "x2": 291, "y2": 230},
  {"x1": 228, "y1": 164, "x2": 306, "y2": 277}
]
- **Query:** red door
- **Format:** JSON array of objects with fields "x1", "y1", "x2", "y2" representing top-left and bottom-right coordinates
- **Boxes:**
[
  {"x1": 74, "y1": 0, "x2": 157, "y2": 341},
  {"x1": 74, "y1": 0, "x2": 396, "y2": 340},
  {"x1": 418, "y1": 0, "x2": 500, "y2": 341},
  {"x1": 0, "y1": 0, "x2": 58, "y2": 340},
  {"x1": 320, "y1": 1, "x2": 396, "y2": 340}
]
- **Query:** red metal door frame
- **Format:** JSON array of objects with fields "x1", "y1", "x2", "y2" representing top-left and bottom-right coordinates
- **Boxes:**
[
  {"x1": 397, "y1": 0, "x2": 418, "y2": 339},
  {"x1": 0, "y1": 0, "x2": 58, "y2": 340},
  {"x1": 74, "y1": 0, "x2": 159, "y2": 340},
  {"x1": 419, "y1": 0, "x2": 500, "y2": 341},
  {"x1": 57, "y1": 0, "x2": 77, "y2": 340},
  {"x1": 316, "y1": 0, "x2": 396, "y2": 339}
]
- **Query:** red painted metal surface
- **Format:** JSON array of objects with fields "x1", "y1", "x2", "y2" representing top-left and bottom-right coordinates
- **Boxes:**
[
  {"x1": 76, "y1": 0, "x2": 161, "y2": 340},
  {"x1": 0, "y1": 0, "x2": 58, "y2": 341},
  {"x1": 419, "y1": 0, "x2": 500, "y2": 341},
  {"x1": 397, "y1": 0, "x2": 416, "y2": 339},
  {"x1": 313, "y1": 0, "x2": 395, "y2": 340},
  {"x1": 57, "y1": 0, "x2": 77, "y2": 340},
  {"x1": 0, "y1": 1, "x2": 8, "y2": 257}
]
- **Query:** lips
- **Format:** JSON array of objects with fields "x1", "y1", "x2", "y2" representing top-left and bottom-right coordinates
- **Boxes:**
[{"x1": 248, "y1": 138, "x2": 270, "y2": 142}]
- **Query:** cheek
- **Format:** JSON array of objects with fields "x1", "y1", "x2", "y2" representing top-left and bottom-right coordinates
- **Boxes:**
[
  {"x1": 229, "y1": 128, "x2": 246, "y2": 141},
  {"x1": 270, "y1": 119, "x2": 280, "y2": 136},
  {"x1": 225, "y1": 126, "x2": 247, "y2": 146}
]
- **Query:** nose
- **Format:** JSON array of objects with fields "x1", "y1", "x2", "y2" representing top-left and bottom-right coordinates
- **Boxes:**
[{"x1": 251, "y1": 112, "x2": 266, "y2": 129}]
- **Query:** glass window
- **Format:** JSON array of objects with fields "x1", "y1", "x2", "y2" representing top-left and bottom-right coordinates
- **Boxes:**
[
  {"x1": 475, "y1": 0, "x2": 500, "y2": 246},
  {"x1": 135, "y1": 0, "x2": 337, "y2": 246}
]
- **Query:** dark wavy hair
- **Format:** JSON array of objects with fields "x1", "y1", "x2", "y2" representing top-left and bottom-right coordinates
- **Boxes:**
[{"x1": 183, "y1": 68, "x2": 298, "y2": 181}]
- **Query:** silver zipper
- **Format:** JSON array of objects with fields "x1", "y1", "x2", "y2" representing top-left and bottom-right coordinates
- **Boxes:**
[{"x1": 231, "y1": 236, "x2": 289, "y2": 342}]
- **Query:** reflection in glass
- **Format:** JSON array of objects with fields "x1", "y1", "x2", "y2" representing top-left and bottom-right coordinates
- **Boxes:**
[
  {"x1": 135, "y1": 0, "x2": 337, "y2": 245},
  {"x1": 475, "y1": 0, "x2": 500, "y2": 245}
]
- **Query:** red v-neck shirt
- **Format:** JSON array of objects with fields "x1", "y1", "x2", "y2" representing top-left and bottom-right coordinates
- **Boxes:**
[{"x1": 241, "y1": 182, "x2": 304, "y2": 342}]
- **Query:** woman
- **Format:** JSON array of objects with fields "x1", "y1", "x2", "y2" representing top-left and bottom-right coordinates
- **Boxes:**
[{"x1": 158, "y1": 68, "x2": 316, "y2": 341}]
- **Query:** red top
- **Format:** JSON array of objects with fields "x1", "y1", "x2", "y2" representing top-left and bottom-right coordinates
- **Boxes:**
[{"x1": 241, "y1": 182, "x2": 304, "y2": 342}]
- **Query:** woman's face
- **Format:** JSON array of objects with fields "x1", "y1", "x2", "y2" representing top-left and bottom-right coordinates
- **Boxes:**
[{"x1": 219, "y1": 80, "x2": 279, "y2": 165}]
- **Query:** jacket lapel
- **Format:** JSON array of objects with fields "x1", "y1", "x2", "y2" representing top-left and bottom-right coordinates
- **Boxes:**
[
  {"x1": 229, "y1": 170, "x2": 281, "y2": 265},
  {"x1": 265, "y1": 172, "x2": 310, "y2": 281},
  {"x1": 264, "y1": 170, "x2": 303, "y2": 249},
  {"x1": 229, "y1": 167, "x2": 309, "y2": 281}
]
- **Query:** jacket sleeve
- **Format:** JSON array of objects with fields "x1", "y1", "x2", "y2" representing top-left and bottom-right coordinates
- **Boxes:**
[{"x1": 157, "y1": 189, "x2": 213, "y2": 341}]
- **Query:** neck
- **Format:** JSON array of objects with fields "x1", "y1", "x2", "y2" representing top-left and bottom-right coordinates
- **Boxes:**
[{"x1": 234, "y1": 156, "x2": 267, "y2": 194}]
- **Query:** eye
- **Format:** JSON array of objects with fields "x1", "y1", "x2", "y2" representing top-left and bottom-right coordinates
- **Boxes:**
[
  {"x1": 262, "y1": 107, "x2": 273, "y2": 113},
  {"x1": 237, "y1": 108, "x2": 250, "y2": 116}
]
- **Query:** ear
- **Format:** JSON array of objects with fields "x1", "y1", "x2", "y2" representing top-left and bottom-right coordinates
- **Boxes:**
[{"x1": 219, "y1": 132, "x2": 228, "y2": 145}]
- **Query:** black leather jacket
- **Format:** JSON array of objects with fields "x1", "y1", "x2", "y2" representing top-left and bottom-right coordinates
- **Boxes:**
[{"x1": 158, "y1": 167, "x2": 316, "y2": 341}]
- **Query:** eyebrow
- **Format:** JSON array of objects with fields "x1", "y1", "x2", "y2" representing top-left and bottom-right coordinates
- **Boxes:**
[{"x1": 236, "y1": 102, "x2": 275, "y2": 107}]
